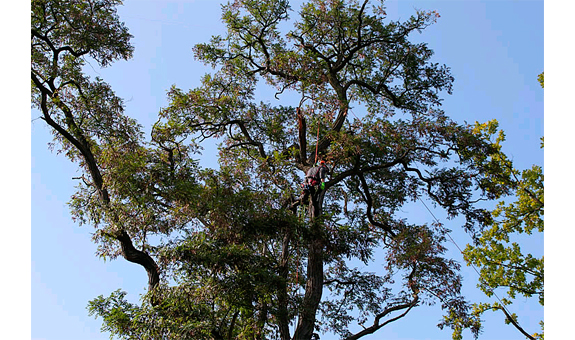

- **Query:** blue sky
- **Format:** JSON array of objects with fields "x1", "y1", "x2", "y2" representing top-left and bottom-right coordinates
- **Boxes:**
[{"x1": 11, "y1": 0, "x2": 563, "y2": 338}]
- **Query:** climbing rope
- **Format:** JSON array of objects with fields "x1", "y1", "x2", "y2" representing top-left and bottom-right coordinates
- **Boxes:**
[{"x1": 314, "y1": 120, "x2": 320, "y2": 165}]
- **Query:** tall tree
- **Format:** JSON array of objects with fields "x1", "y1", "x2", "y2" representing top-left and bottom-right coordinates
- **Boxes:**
[
  {"x1": 31, "y1": 0, "x2": 163, "y2": 296},
  {"x1": 462, "y1": 74, "x2": 544, "y2": 340},
  {"x1": 32, "y1": 1, "x2": 518, "y2": 339}
]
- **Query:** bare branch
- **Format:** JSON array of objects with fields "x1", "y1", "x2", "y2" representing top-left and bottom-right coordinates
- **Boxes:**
[
  {"x1": 344, "y1": 296, "x2": 419, "y2": 340},
  {"x1": 497, "y1": 306, "x2": 536, "y2": 340}
]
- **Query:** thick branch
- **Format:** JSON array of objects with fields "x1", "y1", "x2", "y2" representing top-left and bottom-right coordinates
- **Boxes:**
[
  {"x1": 307, "y1": 102, "x2": 348, "y2": 165},
  {"x1": 115, "y1": 230, "x2": 160, "y2": 291},
  {"x1": 297, "y1": 107, "x2": 308, "y2": 165},
  {"x1": 32, "y1": 71, "x2": 161, "y2": 302},
  {"x1": 277, "y1": 229, "x2": 292, "y2": 340},
  {"x1": 345, "y1": 78, "x2": 403, "y2": 108},
  {"x1": 324, "y1": 154, "x2": 404, "y2": 191},
  {"x1": 357, "y1": 172, "x2": 396, "y2": 237},
  {"x1": 497, "y1": 306, "x2": 536, "y2": 340},
  {"x1": 293, "y1": 203, "x2": 324, "y2": 340},
  {"x1": 344, "y1": 296, "x2": 419, "y2": 340},
  {"x1": 233, "y1": 119, "x2": 267, "y2": 159}
]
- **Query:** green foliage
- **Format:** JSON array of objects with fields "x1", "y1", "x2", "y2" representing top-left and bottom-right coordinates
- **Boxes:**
[
  {"x1": 461, "y1": 76, "x2": 544, "y2": 339},
  {"x1": 87, "y1": 290, "x2": 139, "y2": 339},
  {"x1": 538, "y1": 72, "x2": 544, "y2": 89},
  {"x1": 462, "y1": 160, "x2": 543, "y2": 337},
  {"x1": 32, "y1": 1, "x2": 536, "y2": 339}
]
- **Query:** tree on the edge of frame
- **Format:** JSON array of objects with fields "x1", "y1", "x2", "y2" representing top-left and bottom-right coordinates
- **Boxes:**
[
  {"x1": 32, "y1": 0, "x2": 521, "y2": 339},
  {"x1": 462, "y1": 73, "x2": 544, "y2": 340}
]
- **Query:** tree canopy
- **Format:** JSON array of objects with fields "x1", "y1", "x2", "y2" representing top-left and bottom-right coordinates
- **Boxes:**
[{"x1": 31, "y1": 1, "x2": 539, "y2": 339}]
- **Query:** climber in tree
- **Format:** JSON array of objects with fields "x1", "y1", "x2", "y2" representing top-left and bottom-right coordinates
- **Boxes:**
[{"x1": 301, "y1": 160, "x2": 329, "y2": 204}]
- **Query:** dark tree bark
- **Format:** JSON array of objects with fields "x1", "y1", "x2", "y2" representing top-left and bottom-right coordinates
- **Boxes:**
[{"x1": 293, "y1": 191, "x2": 325, "y2": 340}]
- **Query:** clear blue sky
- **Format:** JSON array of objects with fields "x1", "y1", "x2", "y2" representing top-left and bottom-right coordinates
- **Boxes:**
[{"x1": 13, "y1": 0, "x2": 560, "y2": 339}]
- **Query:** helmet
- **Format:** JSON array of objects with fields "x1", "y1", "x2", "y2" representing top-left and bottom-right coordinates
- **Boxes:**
[{"x1": 319, "y1": 160, "x2": 326, "y2": 165}]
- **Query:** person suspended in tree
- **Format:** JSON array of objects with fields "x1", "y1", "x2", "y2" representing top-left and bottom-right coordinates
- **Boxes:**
[{"x1": 301, "y1": 160, "x2": 329, "y2": 204}]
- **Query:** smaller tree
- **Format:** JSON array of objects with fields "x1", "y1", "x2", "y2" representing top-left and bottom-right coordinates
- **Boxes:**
[{"x1": 462, "y1": 74, "x2": 544, "y2": 340}]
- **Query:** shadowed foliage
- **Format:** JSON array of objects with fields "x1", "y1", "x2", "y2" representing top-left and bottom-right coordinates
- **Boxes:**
[{"x1": 31, "y1": 1, "x2": 532, "y2": 339}]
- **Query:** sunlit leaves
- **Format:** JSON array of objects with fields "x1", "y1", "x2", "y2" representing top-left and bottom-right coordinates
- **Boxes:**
[
  {"x1": 32, "y1": 0, "x2": 537, "y2": 339},
  {"x1": 32, "y1": 0, "x2": 133, "y2": 67},
  {"x1": 464, "y1": 161, "x2": 544, "y2": 304},
  {"x1": 462, "y1": 135, "x2": 543, "y2": 338},
  {"x1": 537, "y1": 72, "x2": 544, "y2": 89}
]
